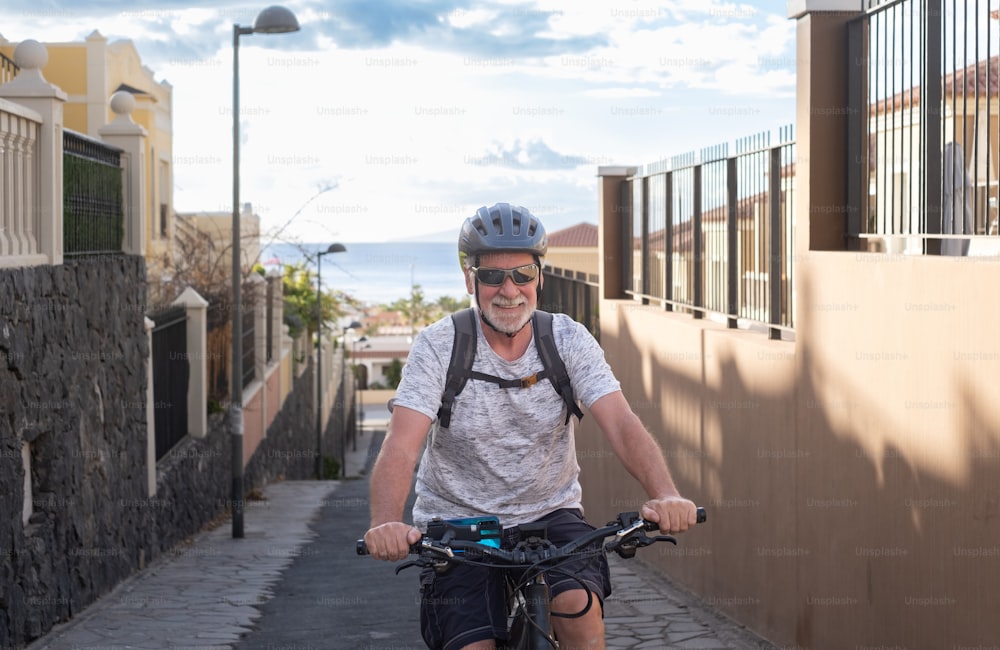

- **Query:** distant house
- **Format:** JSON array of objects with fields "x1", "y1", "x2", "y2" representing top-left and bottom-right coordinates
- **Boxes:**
[
  {"x1": 867, "y1": 54, "x2": 999, "y2": 253},
  {"x1": 545, "y1": 222, "x2": 598, "y2": 279},
  {"x1": 174, "y1": 204, "x2": 262, "y2": 278},
  {"x1": 0, "y1": 31, "x2": 176, "y2": 262}
]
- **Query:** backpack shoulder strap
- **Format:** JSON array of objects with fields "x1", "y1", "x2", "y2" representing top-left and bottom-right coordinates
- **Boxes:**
[
  {"x1": 532, "y1": 311, "x2": 585, "y2": 425},
  {"x1": 437, "y1": 308, "x2": 477, "y2": 428}
]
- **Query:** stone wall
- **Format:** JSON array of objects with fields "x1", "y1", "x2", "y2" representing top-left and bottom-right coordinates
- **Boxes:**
[
  {"x1": 0, "y1": 256, "x2": 330, "y2": 648},
  {"x1": 0, "y1": 256, "x2": 150, "y2": 645},
  {"x1": 245, "y1": 363, "x2": 316, "y2": 487},
  {"x1": 151, "y1": 412, "x2": 230, "y2": 555}
]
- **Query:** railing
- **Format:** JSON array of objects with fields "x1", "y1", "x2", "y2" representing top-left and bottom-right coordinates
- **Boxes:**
[
  {"x1": 0, "y1": 100, "x2": 40, "y2": 259},
  {"x1": 848, "y1": 0, "x2": 1000, "y2": 255},
  {"x1": 620, "y1": 127, "x2": 796, "y2": 339},
  {"x1": 63, "y1": 129, "x2": 125, "y2": 256},
  {"x1": 206, "y1": 302, "x2": 230, "y2": 406},
  {"x1": 242, "y1": 302, "x2": 256, "y2": 388},
  {"x1": 150, "y1": 305, "x2": 190, "y2": 460},
  {"x1": 0, "y1": 51, "x2": 17, "y2": 85},
  {"x1": 542, "y1": 267, "x2": 600, "y2": 340},
  {"x1": 266, "y1": 277, "x2": 275, "y2": 363}
]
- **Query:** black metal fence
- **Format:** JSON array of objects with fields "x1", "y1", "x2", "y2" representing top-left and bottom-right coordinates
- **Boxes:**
[
  {"x1": 242, "y1": 302, "x2": 256, "y2": 388},
  {"x1": 620, "y1": 127, "x2": 796, "y2": 339},
  {"x1": 206, "y1": 302, "x2": 230, "y2": 406},
  {"x1": 542, "y1": 267, "x2": 600, "y2": 340},
  {"x1": 848, "y1": 0, "x2": 999, "y2": 254},
  {"x1": 63, "y1": 129, "x2": 125, "y2": 256},
  {"x1": 266, "y1": 277, "x2": 274, "y2": 363},
  {"x1": 150, "y1": 305, "x2": 189, "y2": 461}
]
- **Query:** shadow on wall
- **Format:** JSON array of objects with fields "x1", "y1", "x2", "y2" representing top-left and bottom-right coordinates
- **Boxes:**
[{"x1": 577, "y1": 270, "x2": 1000, "y2": 649}]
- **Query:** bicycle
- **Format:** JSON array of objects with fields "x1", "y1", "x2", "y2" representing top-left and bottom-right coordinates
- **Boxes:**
[{"x1": 357, "y1": 507, "x2": 706, "y2": 649}]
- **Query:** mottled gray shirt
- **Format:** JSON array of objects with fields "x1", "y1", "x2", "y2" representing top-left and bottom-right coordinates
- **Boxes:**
[{"x1": 392, "y1": 311, "x2": 620, "y2": 530}]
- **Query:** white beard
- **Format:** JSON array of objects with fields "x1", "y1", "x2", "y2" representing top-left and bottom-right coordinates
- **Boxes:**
[{"x1": 480, "y1": 296, "x2": 532, "y2": 335}]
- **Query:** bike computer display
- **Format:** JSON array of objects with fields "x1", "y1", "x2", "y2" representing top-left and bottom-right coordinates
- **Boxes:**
[{"x1": 426, "y1": 516, "x2": 502, "y2": 548}]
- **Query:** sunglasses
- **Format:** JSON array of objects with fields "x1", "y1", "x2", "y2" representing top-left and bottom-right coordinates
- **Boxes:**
[{"x1": 471, "y1": 263, "x2": 540, "y2": 286}]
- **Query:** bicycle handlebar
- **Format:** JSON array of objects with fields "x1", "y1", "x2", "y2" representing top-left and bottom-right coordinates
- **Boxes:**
[{"x1": 356, "y1": 507, "x2": 706, "y2": 560}]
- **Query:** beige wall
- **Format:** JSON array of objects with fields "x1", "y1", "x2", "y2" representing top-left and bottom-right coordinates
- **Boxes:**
[
  {"x1": 580, "y1": 8, "x2": 1000, "y2": 648},
  {"x1": 546, "y1": 247, "x2": 599, "y2": 277},
  {"x1": 579, "y1": 250, "x2": 1000, "y2": 648}
]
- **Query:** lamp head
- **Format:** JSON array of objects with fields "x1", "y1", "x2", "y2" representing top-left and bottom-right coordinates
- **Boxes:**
[
  {"x1": 325, "y1": 243, "x2": 347, "y2": 254},
  {"x1": 253, "y1": 5, "x2": 300, "y2": 34}
]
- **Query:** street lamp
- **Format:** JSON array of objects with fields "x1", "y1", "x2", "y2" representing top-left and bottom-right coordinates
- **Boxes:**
[
  {"x1": 230, "y1": 5, "x2": 300, "y2": 539},
  {"x1": 315, "y1": 243, "x2": 347, "y2": 480}
]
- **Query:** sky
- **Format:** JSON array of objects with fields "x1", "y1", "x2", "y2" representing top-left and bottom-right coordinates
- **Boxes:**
[{"x1": 2, "y1": 0, "x2": 797, "y2": 244}]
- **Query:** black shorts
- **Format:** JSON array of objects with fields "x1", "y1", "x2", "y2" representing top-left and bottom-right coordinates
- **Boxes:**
[{"x1": 418, "y1": 508, "x2": 612, "y2": 650}]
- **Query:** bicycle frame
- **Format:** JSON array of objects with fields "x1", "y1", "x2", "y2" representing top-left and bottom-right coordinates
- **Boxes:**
[{"x1": 505, "y1": 574, "x2": 553, "y2": 649}]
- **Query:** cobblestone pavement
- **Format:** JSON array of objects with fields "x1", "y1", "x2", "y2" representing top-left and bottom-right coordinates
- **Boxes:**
[{"x1": 29, "y1": 427, "x2": 777, "y2": 650}]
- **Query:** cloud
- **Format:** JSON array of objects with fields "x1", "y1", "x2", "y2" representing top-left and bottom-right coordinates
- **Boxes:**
[
  {"x1": 1, "y1": 0, "x2": 795, "y2": 243},
  {"x1": 467, "y1": 138, "x2": 597, "y2": 170},
  {"x1": 305, "y1": 0, "x2": 608, "y2": 58}
]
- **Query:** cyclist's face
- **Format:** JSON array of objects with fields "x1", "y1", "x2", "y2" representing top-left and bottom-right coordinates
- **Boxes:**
[{"x1": 467, "y1": 251, "x2": 540, "y2": 335}]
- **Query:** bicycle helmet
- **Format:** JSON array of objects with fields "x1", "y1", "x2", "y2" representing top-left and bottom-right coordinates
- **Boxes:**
[{"x1": 458, "y1": 203, "x2": 547, "y2": 269}]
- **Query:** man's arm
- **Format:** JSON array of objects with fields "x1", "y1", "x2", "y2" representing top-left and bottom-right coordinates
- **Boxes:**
[
  {"x1": 588, "y1": 390, "x2": 698, "y2": 533},
  {"x1": 364, "y1": 405, "x2": 432, "y2": 561}
]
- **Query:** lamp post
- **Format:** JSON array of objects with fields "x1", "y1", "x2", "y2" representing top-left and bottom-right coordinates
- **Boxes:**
[
  {"x1": 231, "y1": 5, "x2": 300, "y2": 539},
  {"x1": 315, "y1": 243, "x2": 347, "y2": 480}
]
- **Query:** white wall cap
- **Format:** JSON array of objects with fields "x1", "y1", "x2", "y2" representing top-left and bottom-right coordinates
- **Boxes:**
[
  {"x1": 0, "y1": 96, "x2": 42, "y2": 122},
  {"x1": 172, "y1": 286, "x2": 210, "y2": 308},
  {"x1": 0, "y1": 40, "x2": 67, "y2": 100},
  {"x1": 597, "y1": 165, "x2": 638, "y2": 177},
  {"x1": 788, "y1": 0, "x2": 862, "y2": 19}
]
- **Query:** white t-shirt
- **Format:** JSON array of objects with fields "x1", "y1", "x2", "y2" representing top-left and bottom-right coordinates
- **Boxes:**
[{"x1": 392, "y1": 311, "x2": 621, "y2": 529}]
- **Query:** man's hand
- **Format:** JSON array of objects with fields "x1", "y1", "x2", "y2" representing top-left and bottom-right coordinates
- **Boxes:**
[
  {"x1": 363, "y1": 522, "x2": 422, "y2": 561},
  {"x1": 640, "y1": 496, "x2": 699, "y2": 534}
]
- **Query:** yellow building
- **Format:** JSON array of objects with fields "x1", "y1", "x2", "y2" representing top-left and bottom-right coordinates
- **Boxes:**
[{"x1": 1, "y1": 30, "x2": 175, "y2": 263}]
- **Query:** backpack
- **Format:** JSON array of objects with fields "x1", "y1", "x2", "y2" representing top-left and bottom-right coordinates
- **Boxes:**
[{"x1": 436, "y1": 308, "x2": 585, "y2": 429}]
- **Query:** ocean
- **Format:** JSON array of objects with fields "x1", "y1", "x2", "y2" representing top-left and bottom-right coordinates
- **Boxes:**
[{"x1": 261, "y1": 241, "x2": 470, "y2": 306}]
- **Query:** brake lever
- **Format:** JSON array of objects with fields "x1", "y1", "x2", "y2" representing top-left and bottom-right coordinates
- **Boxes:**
[{"x1": 395, "y1": 558, "x2": 431, "y2": 574}]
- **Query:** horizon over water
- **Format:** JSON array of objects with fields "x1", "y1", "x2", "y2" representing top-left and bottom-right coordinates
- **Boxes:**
[{"x1": 262, "y1": 241, "x2": 471, "y2": 307}]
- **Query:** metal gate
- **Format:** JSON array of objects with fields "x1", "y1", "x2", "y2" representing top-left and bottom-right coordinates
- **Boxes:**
[{"x1": 150, "y1": 305, "x2": 189, "y2": 460}]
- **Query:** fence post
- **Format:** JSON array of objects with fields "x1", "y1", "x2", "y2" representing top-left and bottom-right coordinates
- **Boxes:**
[
  {"x1": 788, "y1": 1, "x2": 862, "y2": 252},
  {"x1": 267, "y1": 269, "x2": 284, "y2": 366},
  {"x1": 144, "y1": 316, "x2": 156, "y2": 497},
  {"x1": 98, "y1": 90, "x2": 147, "y2": 257},
  {"x1": 0, "y1": 39, "x2": 67, "y2": 265},
  {"x1": 172, "y1": 287, "x2": 209, "y2": 438},
  {"x1": 596, "y1": 166, "x2": 637, "y2": 300}
]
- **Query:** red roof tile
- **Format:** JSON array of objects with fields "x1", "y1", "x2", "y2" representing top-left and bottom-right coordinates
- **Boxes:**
[
  {"x1": 548, "y1": 222, "x2": 598, "y2": 248},
  {"x1": 871, "y1": 55, "x2": 999, "y2": 116}
]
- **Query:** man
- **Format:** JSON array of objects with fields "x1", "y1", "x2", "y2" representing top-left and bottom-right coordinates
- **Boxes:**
[{"x1": 364, "y1": 203, "x2": 698, "y2": 650}]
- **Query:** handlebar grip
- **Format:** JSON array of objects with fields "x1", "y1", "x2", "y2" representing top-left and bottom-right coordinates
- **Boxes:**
[
  {"x1": 356, "y1": 539, "x2": 424, "y2": 556},
  {"x1": 641, "y1": 506, "x2": 707, "y2": 531}
]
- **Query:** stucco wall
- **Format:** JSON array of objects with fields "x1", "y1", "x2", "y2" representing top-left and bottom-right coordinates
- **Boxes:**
[{"x1": 577, "y1": 251, "x2": 1000, "y2": 648}]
